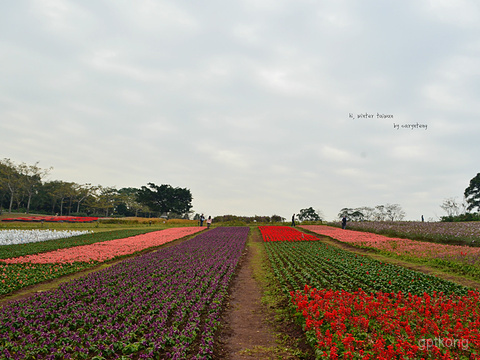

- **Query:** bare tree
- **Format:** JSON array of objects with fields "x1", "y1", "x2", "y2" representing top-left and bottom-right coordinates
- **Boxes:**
[
  {"x1": 385, "y1": 203, "x2": 406, "y2": 221},
  {"x1": 440, "y1": 197, "x2": 466, "y2": 217},
  {"x1": 358, "y1": 206, "x2": 376, "y2": 221},
  {"x1": 374, "y1": 205, "x2": 387, "y2": 221}
]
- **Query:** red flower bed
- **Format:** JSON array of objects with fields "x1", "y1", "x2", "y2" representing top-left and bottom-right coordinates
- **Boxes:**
[
  {"x1": 259, "y1": 226, "x2": 318, "y2": 242},
  {"x1": 2, "y1": 227, "x2": 203, "y2": 264},
  {"x1": 1, "y1": 216, "x2": 99, "y2": 223},
  {"x1": 292, "y1": 285, "x2": 480, "y2": 359}
]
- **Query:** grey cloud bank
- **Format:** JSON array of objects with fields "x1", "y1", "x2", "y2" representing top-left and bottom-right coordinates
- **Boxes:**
[{"x1": 1, "y1": 0, "x2": 479, "y2": 221}]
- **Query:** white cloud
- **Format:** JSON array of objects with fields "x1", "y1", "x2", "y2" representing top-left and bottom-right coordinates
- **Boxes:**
[
  {"x1": 319, "y1": 145, "x2": 352, "y2": 162},
  {"x1": 1, "y1": 0, "x2": 479, "y2": 220},
  {"x1": 196, "y1": 143, "x2": 251, "y2": 170},
  {"x1": 420, "y1": 0, "x2": 480, "y2": 27}
]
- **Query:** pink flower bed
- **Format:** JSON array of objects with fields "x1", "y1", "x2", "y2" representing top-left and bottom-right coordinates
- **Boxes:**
[
  {"x1": 3, "y1": 227, "x2": 204, "y2": 264},
  {"x1": 301, "y1": 225, "x2": 480, "y2": 265}
]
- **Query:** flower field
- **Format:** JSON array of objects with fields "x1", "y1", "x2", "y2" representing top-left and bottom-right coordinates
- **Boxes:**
[
  {"x1": 2, "y1": 227, "x2": 203, "y2": 264},
  {"x1": 2, "y1": 223, "x2": 480, "y2": 359},
  {"x1": 328, "y1": 221, "x2": 480, "y2": 245},
  {"x1": 0, "y1": 262, "x2": 97, "y2": 295},
  {"x1": 0, "y1": 229, "x2": 166, "y2": 260},
  {"x1": 259, "y1": 225, "x2": 318, "y2": 242},
  {"x1": 0, "y1": 230, "x2": 92, "y2": 246},
  {"x1": 292, "y1": 286, "x2": 479, "y2": 359},
  {"x1": 261, "y1": 228, "x2": 468, "y2": 296},
  {"x1": 0, "y1": 227, "x2": 249, "y2": 359},
  {"x1": 301, "y1": 225, "x2": 480, "y2": 266},
  {"x1": 259, "y1": 226, "x2": 480, "y2": 359},
  {"x1": 0, "y1": 228, "x2": 204, "y2": 295}
]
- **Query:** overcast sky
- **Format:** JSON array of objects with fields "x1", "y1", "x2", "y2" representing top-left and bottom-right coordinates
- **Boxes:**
[{"x1": 1, "y1": 0, "x2": 479, "y2": 221}]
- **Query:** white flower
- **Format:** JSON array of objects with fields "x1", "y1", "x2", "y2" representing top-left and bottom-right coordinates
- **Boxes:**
[{"x1": 0, "y1": 230, "x2": 92, "y2": 246}]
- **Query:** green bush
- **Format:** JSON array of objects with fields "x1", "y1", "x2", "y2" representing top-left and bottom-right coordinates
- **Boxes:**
[{"x1": 441, "y1": 213, "x2": 480, "y2": 222}]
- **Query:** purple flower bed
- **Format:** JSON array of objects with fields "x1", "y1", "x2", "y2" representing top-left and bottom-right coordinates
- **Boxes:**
[{"x1": 0, "y1": 227, "x2": 249, "y2": 360}]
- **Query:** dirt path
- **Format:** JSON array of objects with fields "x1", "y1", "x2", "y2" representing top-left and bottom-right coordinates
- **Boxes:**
[{"x1": 215, "y1": 227, "x2": 307, "y2": 360}]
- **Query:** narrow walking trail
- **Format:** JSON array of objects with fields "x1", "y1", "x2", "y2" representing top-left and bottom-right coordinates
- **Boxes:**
[{"x1": 215, "y1": 227, "x2": 303, "y2": 360}]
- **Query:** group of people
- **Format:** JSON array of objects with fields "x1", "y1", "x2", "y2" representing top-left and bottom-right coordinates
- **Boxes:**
[{"x1": 199, "y1": 214, "x2": 212, "y2": 228}]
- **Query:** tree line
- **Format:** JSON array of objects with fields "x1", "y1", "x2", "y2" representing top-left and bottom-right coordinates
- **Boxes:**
[
  {"x1": 337, "y1": 172, "x2": 480, "y2": 223},
  {"x1": 0, "y1": 159, "x2": 193, "y2": 218},
  {"x1": 440, "y1": 173, "x2": 480, "y2": 222},
  {"x1": 337, "y1": 204, "x2": 406, "y2": 222}
]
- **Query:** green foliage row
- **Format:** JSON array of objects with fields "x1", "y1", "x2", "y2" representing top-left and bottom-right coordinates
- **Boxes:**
[
  {"x1": 0, "y1": 262, "x2": 97, "y2": 295},
  {"x1": 441, "y1": 213, "x2": 480, "y2": 222},
  {"x1": 265, "y1": 241, "x2": 469, "y2": 297},
  {"x1": 372, "y1": 251, "x2": 480, "y2": 283}
]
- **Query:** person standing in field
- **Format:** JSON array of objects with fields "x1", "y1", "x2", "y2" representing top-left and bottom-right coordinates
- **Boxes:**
[
  {"x1": 342, "y1": 216, "x2": 347, "y2": 229},
  {"x1": 206, "y1": 216, "x2": 212, "y2": 229},
  {"x1": 291, "y1": 214, "x2": 296, "y2": 227},
  {"x1": 200, "y1": 214, "x2": 205, "y2": 226}
]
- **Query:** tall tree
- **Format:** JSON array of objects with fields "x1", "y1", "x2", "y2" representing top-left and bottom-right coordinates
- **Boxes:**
[
  {"x1": 298, "y1": 207, "x2": 323, "y2": 221},
  {"x1": 271, "y1": 214, "x2": 285, "y2": 222},
  {"x1": 465, "y1": 173, "x2": 480, "y2": 213},
  {"x1": 338, "y1": 207, "x2": 364, "y2": 221},
  {"x1": 0, "y1": 158, "x2": 21, "y2": 213},
  {"x1": 117, "y1": 187, "x2": 145, "y2": 216},
  {"x1": 54, "y1": 181, "x2": 76, "y2": 216},
  {"x1": 357, "y1": 206, "x2": 375, "y2": 221},
  {"x1": 440, "y1": 197, "x2": 466, "y2": 217},
  {"x1": 17, "y1": 161, "x2": 52, "y2": 213},
  {"x1": 374, "y1": 205, "x2": 387, "y2": 221},
  {"x1": 385, "y1": 203, "x2": 406, "y2": 221},
  {"x1": 95, "y1": 186, "x2": 120, "y2": 217},
  {"x1": 72, "y1": 183, "x2": 98, "y2": 214},
  {"x1": 137, "y1": 183, "x2": 192, "y2": 218}
]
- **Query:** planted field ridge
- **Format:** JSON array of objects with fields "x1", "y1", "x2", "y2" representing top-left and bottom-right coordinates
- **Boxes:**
[
  {"x1": 259, "y1": 226, "x2": 480, "y2": 359},
  {"x1": 0, "y1": 227, "x2": 249, "y2": 359}
]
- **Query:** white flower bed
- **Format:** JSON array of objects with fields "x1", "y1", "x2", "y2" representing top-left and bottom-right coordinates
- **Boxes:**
[{"x1": 0, "y1": 230, "x2": 92, "y2": 246}]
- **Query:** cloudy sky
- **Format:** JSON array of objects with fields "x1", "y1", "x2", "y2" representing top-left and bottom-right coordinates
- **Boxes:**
[{"x1": 1, "y1": 0, "x2": 479, "y2": 221}]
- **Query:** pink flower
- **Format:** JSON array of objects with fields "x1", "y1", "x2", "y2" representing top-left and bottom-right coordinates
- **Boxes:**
[{"x1": 3, "y1": 227, "x2": 203, "y2": 264}]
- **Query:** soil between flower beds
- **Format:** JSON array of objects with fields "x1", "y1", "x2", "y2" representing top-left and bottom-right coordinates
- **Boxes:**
[{"x1": 214, "y1": 226, "x2": 312, "y2": 360}]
